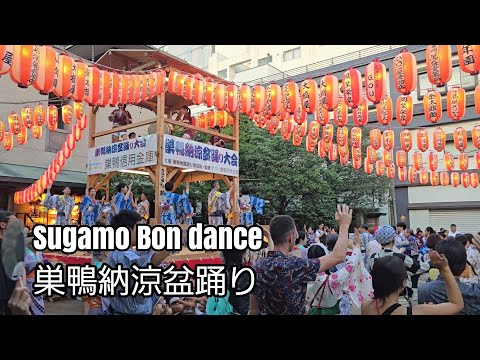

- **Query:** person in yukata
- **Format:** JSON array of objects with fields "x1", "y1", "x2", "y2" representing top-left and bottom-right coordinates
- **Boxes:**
[
  {"x1": 207, "y1": 180, "x2": 232, "y2": 225},
  {"x1": 24, "y1": 236, "x2": 49, "y2": 315},
  {"x1": 159, "y1": 181, "x2": 186, "y2": 225},
  {"x1": 41, "y1": 185, "x2": 75, "y2": 225},
  {"x1": 80, "y1": 187, "x2": 104, "y2": 226},
  {"x1": 238, "y1": 186, "x2": 268, "y2": 227}
]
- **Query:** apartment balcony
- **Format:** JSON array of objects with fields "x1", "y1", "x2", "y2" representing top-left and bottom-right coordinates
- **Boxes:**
[{"x1": 233, "y1": 63, "x2": 283, "y2": 83}]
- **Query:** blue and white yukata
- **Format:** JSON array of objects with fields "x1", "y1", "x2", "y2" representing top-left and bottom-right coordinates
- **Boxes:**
[
  {"x1": 79, "y1": 196, "x2": 101, "y2": 226},
  {"x1": 42, "y1": 193, "x2": 75, "y2": 225},
  {"x1": 159, "y1": 191, "x2": 186, "y2": 225},
  {"x1": 238, "y1": 194, "x2": 266, "y2": 227}
]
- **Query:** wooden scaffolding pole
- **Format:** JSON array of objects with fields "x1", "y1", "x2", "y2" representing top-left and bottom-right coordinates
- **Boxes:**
[
  {"x1": 154, "y1": 93, "x2": 166, "y2": 225},
  {"x1": 233, "y1": 111, "x2": 240, "y2": 225}
]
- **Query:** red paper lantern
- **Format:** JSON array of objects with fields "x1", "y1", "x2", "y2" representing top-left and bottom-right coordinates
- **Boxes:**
[
  {"x1": 265, "y1": 83, "x2": 281, "y2": 117},
  {"x1": 428, "y1": 151, "x2": 438, "y2": 171},
  {"x1": 413, "y1": 151, "x2": 423, "y2": 170},
  {"x1": 426, "y1": 45, "x2": 452, "y2": 87},
  {"x1": 309, "y1": 122, "x2": 320, "y2": 140},
  {"x1": 315, "y1": 105, "x2": 330, "y2": 126},
  {"x1": 127, "y1": 74, "x2": 136, "y2": 104},
  {"x1": 282, "y1": 80, "x2": 300, "y2": 115},
  {"x1": 440, "y1": 171, "x2": 449, "y2": 186},
  {"x1": 226, "y1": 84, "x2": 239, "y2": 113},
  {"x1": 281, "y1": 118, "x2": 293, "y2": 139},
  {"x1": 342, "y1": 68, "x2": 363, "y2": 108},
  {"x1": 423, "y1": 89, "x2": 442, "y2": 123},
  {"x1": 73, "y1": 102, "x2": 84, "y2": 120},
  {"x1": 323, "y1": 124, "x2": 334, "y2": 143},
  {"x1": 61, "y1": 105, "x2": 73, "y2": 125},
  {"x1": 47, "y1": 105, "x2": 58, "y2": 131},
  {"x1": 470, "y1": 173, "x2": 479, "y2": 188},
  {"x1": 72, "y1": 124, "x2": 82, "y2": 141},
  {"x1": 48, "y1": 164, "x2": 57, "y2": 183},
  {"x1": 318, "y1": 140, "x2": 327, "y2": 158},
  {"x1": 340, "y1": 152, "x2": 350, "y2": 165},
  {"x1": 10, "y1": 45, "x2": 39, "y2": 88},
  {"x1": 364, "y1": 158, "x2": 374, "y2": 174},
  {"x1": 300, "y1": 78, "x2": 318, "y2": 113},
  {"x1": 430, "y1": 171, "x2": 440, "y2": 186},
  {"x1": 459, "y1": 152, "x2": 469, "y2": 171},
  {"x1": 183, "y1": 75, "x2": 194, "y2": 101},
  {"x1": 376, "y1": 160, "x2": 385, "y2": 176},
  {"x1": 471, "y1": 125, "x2": 480, "y2": 149},
  {"x1": 239, "y1": 84, "x2": 252, "y2": 115},
  {"x1": 52, "y1": 158, "x2": 61, "y2": 174},
  {"x1": 294, "y1": 121, "x2": 307, "y2": 138},
  {"x1": 136, "y1": 73, "x2": 145, "y2": 104},
  {"x1": 86, "y1": 66, "x2": 101, "y2": 105},
  {"x1": 146, "y1": 73, "x2": 155, "y2": 101},
  {"x1": 215, "y1": 83, "x2": 226, "y2": 110},
  {"x1": 433, "y1": 127, "x2": 446, "y2": 152},
  {"x1": 32, "y1": 125, "x2": 42, "y2": 139},
  {"x1": 78, "y1": 114, "x2": 88, "y2": 130},
  {"x1": 328, "y1": 143, "x2": 338, "y2": 161},
  {"x1": 461, "y1": 172, "x2": 470, "y2": 188},
  {"x1": 34, "y1": 104, "x2": 46, "y2": 126},
  {"x1": 33, "y1": 46, "x2": 58, "y2": 95},
  {"x1": 154, "y1": 70, "x2": 166, "y2": 96},
  {"x1": 118, "y1": 74, "x2": 128, "y2": 105},
  {"x1": 476, "y1": 152, "x2": 480, "y2": 169},
  {"x1": 365, "y1": 59, "x2": 387, "y2": 104},
  {"x1": 396, "y1": 150, "x2": 407, "y2": 168},
  {"x1": 353, "y1": 98, "x2": 368, "y2": 127},
  {"x1": 457, "y1": 45, "x2": 480, "y2": 75},
  {"x1": 447, "y1": 86, "x2": 466, "y2": 121},
  {"x1": 16, "y1": 126, "x2": 27, "y2": 145},
  {"x1": 352, "y1": 156, "x2": 362, "y2": 170},
  {"x1": 334, "y1": 97, "x2": 348, "y2": 126},
  {"x1": 40, "y1": 174, "x2": 48, "y2": 190},
  {"x1": 383, "y1": 130, "x2": 394, "y2": 151},
  {"x1": 204, "y1": 78, "x2": 215, "y2": 107},
  {"x1": 419, "y1": 169, "x2": 429, "y2": 185},
  {"x1": 400, "y1": 129, "x2": 412, "y2": 152},
  {"x1": 270, "y1": 116, "x2": 280, "y2": 135},
  {"x1": 3, "y1": 132, "x2": 13, "y2": 151},
  {"x1": 0, "y1": 45, "x2": 13, "y2": 75},
  {"x1": 21, "y1": 106, "x2": 34, "y2": 128},
  {"x1": 453, "y1": 127, "x2": 467, "y2": 152},
  {"x1": 109, "y1": 71, "x2": 120, "y2": 106},
  {"x1": 396, "y1": 95, "x2": 413, "y2": 126},
  {"x1": 167, "y1": 70, "x2": 178, "y2": 94},
  {"x1": 352, "y1": 147, "x2": 362, "y2": 162},
  {"x1": 207, "y1": 111, "x2": 216, "y2": 128},
  {"x1": 475, "y1": 84, "x2": 480, "y2": 115},
  {"x1": 393, "y1": 50, "x2": 417, "y2": 95},
  {"x1": 319, "y1": 74, "x2": 339, "y2": 111},
  {"x1": 386, "y1": 163, "x2": 396, "y2": 179},
  {"x1": 305, "y1": 137, "x2": 317, "y2": 153},
  {"x1": 8, "y1": 113, "x2": 21, "y2": 134},
  {"x1": 417, "y1": 129, "x2": 429, "y2": 152},
  {"x1": 350, "y1": 127, "x2": 362, "y2": 148},
  {"x1": 216, "y1": 111, "x2": 228, "y2": 128},
  {"x1": 66, "y1": 133, "x2": 76, "y2": 150},
  {"x1": 444, "y1": 152, "x2": 455, "y2": 171},
  {"x1": 383, "y1": 150, "x2": 393, "y2": 167},
  {"x1": 451, "y1": 172, "x2": 460, "y2": 187},
  {"x1": 292, "y1": 131, "x2": 302, "y2": 146},
  {"x1": 398, "y1": 166, "x2": 407, "y2": 181},
  {"x1": 337, "y1": 126, "x2": 348, "y2": 146},
  {"x1": 56, "y1": 150, "x2": 65, "y2": 168},
  {"x1": 367, "y1": 146, "x2": 377, "y2": 164},
  {"x1": 0, "y1": 121, "x2": 4, "y2": 142},
  {"x1": 54, "y1": 54, "x2": 74, "y2": 98},
  {"x1": 175, "y1": 73, "x2": 185, "y2": 98},
  {"x1": 376, "y1": 95, "x2": 393, "y2": 126},
  {"x1": 252, "y1": 84, "x2": 265, "y2": 114},
  {"x1": 197, "y1": 113, "x2": 206, "y2": 129},
  {"x1": 370, "y1": 129, "x2": 382, "y2": 150},
  {"x1": 71, "y1": 61, "x2": 87, "y2": 102}
]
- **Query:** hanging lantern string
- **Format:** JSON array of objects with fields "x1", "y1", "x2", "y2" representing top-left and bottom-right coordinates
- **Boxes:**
[{"x1": 0, "y1": 122, "x2": 48, "y2": 157}]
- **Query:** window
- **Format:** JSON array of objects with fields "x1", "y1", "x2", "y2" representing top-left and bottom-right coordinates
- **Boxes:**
[
  {"x1": 218, "y1": 69, "x2": 227, "y2": 78},
  {"x1": 258, "y1": 55, "x2": 272, "y2": 66},
  {"x1": 283, "y1": 47, "x2": 301, "y2": 62}
]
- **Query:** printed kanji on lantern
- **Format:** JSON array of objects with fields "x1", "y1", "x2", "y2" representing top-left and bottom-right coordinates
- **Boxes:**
[
  {"x1": 353, "y1": 98, "x2": 368, "y2": 127},
  {"x1": 470, "y1": 173, "x2": 479, "y2": 188},
  {"x1": 72, "y1": 61, "x2": 87, "y2": 102},
  {"x1": 440, "y1": 171, "x2": 449, "y2": 186},
  {"x1": 383, "y1": 150, "x2": 393, "y2": 167},
  {"x1": 78, "y1": 114, "x2": 87, "y2": 130},
  {"x1": 3, "y1": 132, "x2": 13, "y2": 150},
  {"x1": 376, "y1": 160, "x2": 385, "y2": 176},
  {"x1": 451, "y1": 172, "x2": 460, "y2": 187},
  {"x1": 413, "y1": 151, "x2": 423, "y2": 170},
  {"x1": 34, "y1": 104, "x2": 46, "y2": 126},
  {"x1": 226, "y1": 84, "x2": 239, "y2": 113},
  {"x1": 376, "y1": 95, "x2": 393, "y2": 126},
  {"x1": 16, "y1": 125, "x2": 27, "y2": 145},
  {"x1": 350, "y1": 127, "x2": 362, "y2": 148},
  {"x1": 365, "y1": 59, "x2": 387, "y2": 104},
  {"x1": 146, "y1": 73, "x2": 155, "y2": 101},
  {"x1": 396, "y1": 95, "x2": 413, "y2": 126},
  {"x1": 417, "y1": 129, "x2": 429, "y2": 152},
  {"x1": 461, "y1": 172, "x2": 470, "y2": 188},
  {"x1": 318, "y1": 140, "x2": 327, "y2": 158},
  {"x1": 167, "y1": 70, "x2": 178, "y2": 94},
  {"x1": 453, "y1": 127, "x2": 467, "y2": 152},
  {"x1": 33, "y1": 45, "x2": 58, "y2": 95},
  {"x1": 240, "y1": 84, "x2": 252, "y2": 115},
  {"x1": 204, "y1": 78, "x2": 215, "y2": 107},
  {"x1": 429, "y1": 151, "x2": 438, "y2": 171},
  {"x1": 370, "y1": 129, "x2": 382, "y2": 150},
  {"x1": 21, "y1": 106, "x2": 33, "y2": 128},
  {"x1": 252, "y1": 84, "x2": 266, "y2": 114},
  {"x1": 315, "y1": 104, "x2": 330, "y2": 126},
  {"x1": 183, "y1": 75, "x2": 194, "y2": 101},
  {"x1": 10, "y1": 45, "x2": 40, "y2": 88},
  {"x1": 334, "y1": 97, "x2": 348, "y2": 126},
  {"x1": 47, "y1": 105, "x2": 58, "y2": 129},
  {"x1": 328, "y1": 143, "x2": 338, "y2": 161},
  {"x1": 472, "y1": 125, "x2": 480, "y2": 149},
  {"x1": 383, "y1": 130, "x2": 394, "y2": 151},
  {"x1": 393, "y1": 50, "x2": 417, "y2": 95},
  {"x1": 109, "y1": 71, "x2": 120, "y2": 106},
  {"x1": 430, "y1": 171, "x2": 440, "y2": 186},
  {"x1": 192, "y1": 74, "x2": 204, "y2": 106},
  {"x1": 54, "y1": 54, "x2": 75, "y2": 98},
  {"x1": 433, "y1": 127, "x2": 446, "y2": 152},
  {"x1": 8, "y1": 112, "x2": 21, "y2": 134},
  {"x1": 87, "y1": 66, "x2": 101, "y2": 105},
  {"x1": 342, "y1": 68, "x2": 363, "y2": 108},
  {"x1": 423, "y1": 89, "x2": 442, "y2": 123},
  {"x1": 426, "y1": 45, "x2": 452, "y2": 87},
  {"x1": 367, "y1": 145, "x2": 377, "y2": 164},
  {"x1": 352, "y1": 146, "x2": 362, "y2": 162},
  {"x1": 352, "y1": 156, "x2": 362, "y2": 170},
  {"x1": 306, "y1": 137, "x2": 317, "y2": 153},
  {"x1": 337, "y1": 126, "x2": 348, "y2": 146},
  {"x1": 396, "y1": 150, "x2": 407, "y2": 168},
  {"x1": 364, "y1": 158, "x2": 374, "y2": 174},
  {"x1": 319, "y1": 74, "x2": 339, "y2": 111},
  {"x1": 61, "y1": 105, "x2": 73, "y2": 125},
  {"x1": 282, "y1": 80, "x2": 300, "y2": 115},
  {"x1": 323, "y1": 124, "x2": 334, "y2": 143},
  {"x1": 398, "y1": 167, "x2": 407, "y2": 181},
  {"x1": 265, "y1": 83, "x2": 281, "y2": 116},
  {"x1": 457, "y1": 45, "x2": 480, "y2": 75},
  {"x1": 154, "y1": 70, "x2": 166, "y2": 97},
  {"x1": 444, "y1": 152, "x2": 455, "y2": 171},
  {"x1": 419, "y1": 169, "x2": 428, "y2": 185},
  {"x1": 386, "y1": 163, "x2": 395, "y2": 179},
  {"x1": 270, "y1": 116, "x2": 280, "y2": 135},
  {"x1": 447, "y1": 86, "x2": 466, "y2": 121},
  {"x1": 215, "y1": 83, "x2": 226, "y2": 110},
  {"x1": 459, "y1": 152, "x2": 469, "y2": 171},
  {"x1": 301, "y1": 78, "x2": 318, "y2": 113},
  {"x1": 400, "y1": 129, "x2": 413, "y2": 152},
  {"x1": 32, "y1": 124, "x2": 42, "y2": 139},
  {"x1": 98, "y1": 71, "x2": 111, "y2": 106},
  {"x1": 0, "y1": 45, "x2": 13, "y2": 75},
  {"x1": 308, "y1": 122, "x2": 320, "y2": 140}
]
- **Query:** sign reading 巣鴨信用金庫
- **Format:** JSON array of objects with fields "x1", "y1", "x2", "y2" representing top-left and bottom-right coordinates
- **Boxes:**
[
  {"x1": 162, "y1": 134, "x2": 239, "y2": 177},
  {"x1": 87, "y1": 134, "x2": 158, "y2": 175}
]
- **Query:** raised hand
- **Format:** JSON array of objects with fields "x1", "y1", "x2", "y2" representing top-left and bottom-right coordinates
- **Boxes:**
[
  {"x1": 429, "y1": 250, "x2": 449, "y2": 271},
  {"x1": 334, "y1": 204, "x2": 352, "y2": 227}
]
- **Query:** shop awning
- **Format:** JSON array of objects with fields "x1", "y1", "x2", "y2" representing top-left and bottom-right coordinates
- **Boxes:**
[{"x1": 0, "y1": 163, "x2": 86, "y2": 187}]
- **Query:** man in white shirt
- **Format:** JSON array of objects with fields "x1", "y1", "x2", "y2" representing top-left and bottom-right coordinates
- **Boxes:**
[{"x1": 448, "y1": 224, "x2": 461, "y2": 238}]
